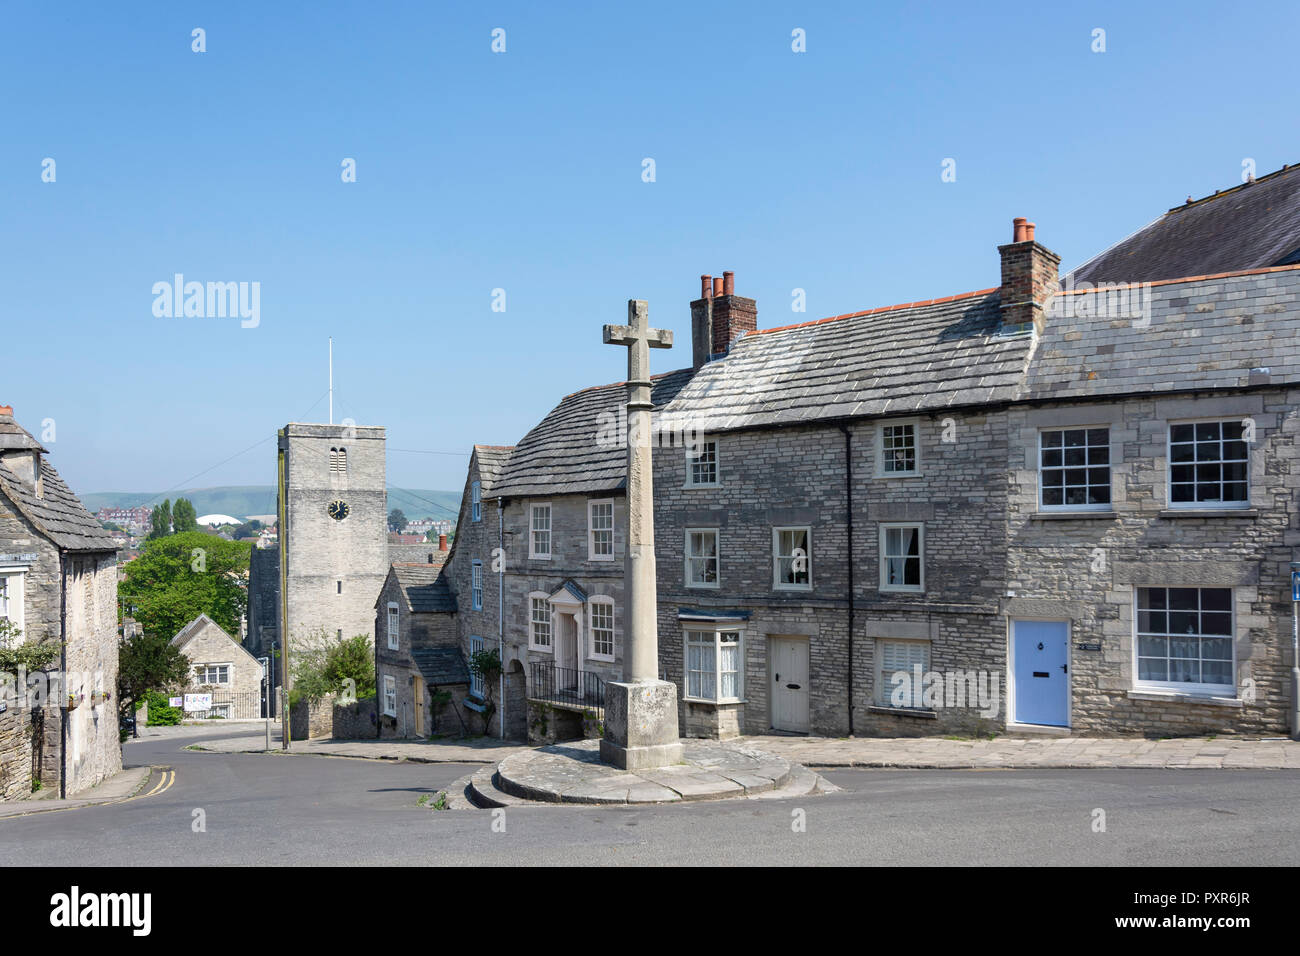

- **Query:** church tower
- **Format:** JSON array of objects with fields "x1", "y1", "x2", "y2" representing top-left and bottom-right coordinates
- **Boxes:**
[{"x1": 277, "y1": 422, "x2": 387, "y2": 658}]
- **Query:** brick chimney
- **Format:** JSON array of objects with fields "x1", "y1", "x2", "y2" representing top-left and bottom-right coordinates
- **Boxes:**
[
  {"x1": 690, "y1": 271, "x2": 757, "y2": 368},
  {"x1": 998, "y1": 218, "x2": 1060, "y2": 335}
]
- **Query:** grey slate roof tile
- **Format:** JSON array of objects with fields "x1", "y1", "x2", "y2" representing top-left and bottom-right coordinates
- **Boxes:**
[{"x1": 0, "y1": 457, "x2": 118, "y2": 553}]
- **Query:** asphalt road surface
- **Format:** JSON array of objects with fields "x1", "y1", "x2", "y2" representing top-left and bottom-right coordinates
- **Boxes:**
[{"x1": 3, "y1": 727, "x2": 1297, "y2": 866}]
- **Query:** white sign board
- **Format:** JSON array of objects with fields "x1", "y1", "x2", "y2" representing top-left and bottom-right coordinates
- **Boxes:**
[
  {"x1": 183, "y1": 693, "x2": 212, "y2": 713},
  {"x1": 169, "y1": 697, "x2": 183, "y2": 708}
]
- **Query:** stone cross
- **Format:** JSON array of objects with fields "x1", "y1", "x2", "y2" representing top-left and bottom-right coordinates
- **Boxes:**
[{"x1": 603, "y1": 300, "x2": 672, "y2": 683}]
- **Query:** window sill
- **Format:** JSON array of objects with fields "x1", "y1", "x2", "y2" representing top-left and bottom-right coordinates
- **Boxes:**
[
  {"x1": 1031, "y1": 511, "x2": 1117, "y2": 521},
  {"x1": 685, "y1": 584, "x2": 721, "y2": 591},
  {"x1": 773, "y1": 585, "x2": 813, "y2": 593},
  {"x1": 528, "y1": 646, "x2": 552, "y2": 654},
  {"x1": 879, "y1": 588, "x2": 925, "y2": 596},
  {"x1": 1158, "y1": 509, "x2": 1257, "y2": 519},
  {"x1": 866, "y1": 705, "x2": 937, "y2": 719},
  {"x1": 1128, "y1": 689, "x2": 1242, "y2": 708},
  {"x1": 683, "y1": 484, "x2": 721, "y2": 490},
  {"x1": 682, "y1": 697, "x2": 745, "y2": 707}
]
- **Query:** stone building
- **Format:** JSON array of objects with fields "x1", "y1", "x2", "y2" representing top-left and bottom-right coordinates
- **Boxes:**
[
  {"x1": 651, "y1": 165, "x2": 1300, "y2": 739},
  {"x1": 171, "y1": 614, "x2": 266, "y2": 718},
  {"x1": 443, "y1": 366, "x2": 691, "y2": 742},
  {"x1": 373, "y1": 538, "x2": 468, "y2": 738},
  {"x1": 0, "y1": 405, "x2": 122, "y2": 798},
  {"x1": 276, "y1": 422, "x2": 388, "y2": 668}
]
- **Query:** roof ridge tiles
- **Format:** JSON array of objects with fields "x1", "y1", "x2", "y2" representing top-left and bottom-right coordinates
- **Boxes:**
[{"x1": 755, "y1": 287, "x2": 999, "y2": 337}]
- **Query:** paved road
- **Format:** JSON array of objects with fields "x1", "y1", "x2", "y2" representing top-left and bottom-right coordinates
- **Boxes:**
[{"x1": 3, "y1": 728, "x2": 1296, "y2": 866}]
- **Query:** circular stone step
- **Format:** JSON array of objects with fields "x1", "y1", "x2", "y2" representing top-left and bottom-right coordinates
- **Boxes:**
[{"x1": 494, "y1": 739, "x2": 795, "y2": 805}]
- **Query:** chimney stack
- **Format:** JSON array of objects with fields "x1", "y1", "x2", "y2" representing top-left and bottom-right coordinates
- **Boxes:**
[
  {"x1": 438, "y1": 533, "x2": 448, "y2": 551},
  {"x1": 690, "y1": 270, "x2": 758, "y2": 369},
  {"x1": 998, "y1": 217, "x2": 1060, "y2": 335},
  {"x1": 0, "y1": 405, "x2": 12, "y2": 417}
]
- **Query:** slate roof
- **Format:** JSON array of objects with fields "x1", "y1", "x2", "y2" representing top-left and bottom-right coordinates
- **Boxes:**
[
  {"x1": 390, "y1": 560, "x2": 456, "y2": 614},
  {"x1": 1069, "y1": 163, "x2": 1300, "y2": 285},
  {"x1": 1023, "y1": 266, "x2": 1300, "y2": 399},
  {"x1": 656, "y1": 289, "x2": 1029, "y2": 434},
  {"x1": 0, "y1": 417, "x2": 45, "y2": 452},
  {"x1": 473, "y1": 445, "x2": 514, "y2": 494},
  {"x1": 486, "y1": 368, "x2": 695, "y2": 498},
  {"x1": 0, "y1": 455, "x2": 119, "y2": 553},
  {"x1": 410, "y1": 646, "x2": 470, "y2": 686}
]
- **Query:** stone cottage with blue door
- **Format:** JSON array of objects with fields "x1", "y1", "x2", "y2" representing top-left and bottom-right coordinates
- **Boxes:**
[{"x1": 653, "y1": 164, "x2": 1300, "y2": 740}]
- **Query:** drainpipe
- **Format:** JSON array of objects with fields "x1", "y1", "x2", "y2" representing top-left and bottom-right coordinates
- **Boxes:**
[
  {"x1": 498, "y1": 497, "x2": 505, "y2": 741},
  {"x1": 840, "y1": 426, "x2": 855, "y2": 736},
  {"x1": 58, "y1": 551, "x2": 68, "y2": 799}
]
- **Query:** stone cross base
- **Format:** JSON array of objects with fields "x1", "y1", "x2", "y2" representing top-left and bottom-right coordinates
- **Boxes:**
[{"x1": 600, "y1": 680, "x2": 684, "y2": 771}]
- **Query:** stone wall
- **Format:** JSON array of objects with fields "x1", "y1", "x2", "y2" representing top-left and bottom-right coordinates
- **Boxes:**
[
  {"x1": 1003, "y1": 389, "x2": 1297, "y2": 736},
  {"x1": 332, "y1": 695, "x2": 377, "y2": 739},
  {"x1": 290, "y1": 693, "x2": 336, "y2": 740},
  {"x1": 245, "y1": 545, "x2": 279, "y2": 659},
  {"x1": 0, "y1": 702, "x2": 34, "y2": 800}
]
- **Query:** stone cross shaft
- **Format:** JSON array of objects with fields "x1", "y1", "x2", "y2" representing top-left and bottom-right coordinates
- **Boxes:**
[{"x1": 603, "y1": 300, "x2": 672, "y2": 682}]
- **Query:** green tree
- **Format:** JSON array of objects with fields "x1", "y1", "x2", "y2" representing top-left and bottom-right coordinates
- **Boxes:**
[
  {"x1": 292, "y1": 632, "x2": 376, "y2": 703},
  {"x1": 387, "y1": 508, "x2": 407, "y2": 533},
  {"x1": 148, "y1": 500, "x2": 172, "y2": 540},
  {"x1": 118, "y1": 632, "x2": 192, "y2": 732},
  {"x1": 172, "y1": 498, "x2": 199, "y2": 533},
  {"x1": 118, "y1": 531, "x2": 251, "y2": 640}
]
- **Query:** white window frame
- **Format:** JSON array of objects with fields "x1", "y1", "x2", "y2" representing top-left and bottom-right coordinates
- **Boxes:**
[
  {"x1": 772, "y1": 526, "x2": 812, "y2": 591},
  {"x1": 1134, "y1": 587, "x2": 1236, "y2": 696},
  {"x1": 469, "y1": 636, "x2": 486, "y2": 697},
  {"x1": 530, "y1": 502, "x2": 552, "y2": 559},
  {"x1": 471, "y1": 480, "x2": 482, "y2": 522},
  {"x1": 1167, "y1": 418, "x2": 1251, "y2": 510},
  {"x1": 386, "y1": 602, "x2": 399, "y2": 650},
  {"x1": 682, "y1": 626, "x2": 744, "y2": 703},
  {"x1": 1038, "y1": 426, "x2": 1112, "y2": 512},
  {"x1": 875, "y1": 639, "x2": 931, "y2": 708},
  {"x1": 875, "y1": 419, "x2": 921, "y2": 478},
  {"x1": 587, "y1": 499, "x2": 615, "y2": 562},
  {"x1": 528, "y1": 592, "x2": 553, "y2": 652},
  {"x1": 684, "y1": 528, "x2": 720, "y2": 589},
  {"x1": 195, "y1": 663, "x2": 231, "y2": 686},
  {"x1": 0, "y1": 570, "x2": 26, "y2": 638},
  {"x1": 382, "y1": 674, "x2": 397, "y2": 716},
  {"x1": 588, "y1": 597, "x2": 615, "y2": 662},
  {"x1": 685, "y1": 439, "x2": 719, "y2": 487},
  {"x1": 879, "y1": 522, "x2": 924, "y2": 593},
  {"x1": 471, "y1": 561, "x2": 483, "y2": 610}
]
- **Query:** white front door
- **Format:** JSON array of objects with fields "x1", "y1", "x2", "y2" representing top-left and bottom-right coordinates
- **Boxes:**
[{"x1": 770, "y1": 637, "x2": 810, "y2": 733}]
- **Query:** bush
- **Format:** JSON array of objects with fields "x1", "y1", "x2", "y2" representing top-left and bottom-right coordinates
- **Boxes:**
[
  {"x1": 144, "y1": 689, "x2": 182, "y2": 726},
  {"x1": 292, "y1": 632, "x2": 376, "y2": 704}
]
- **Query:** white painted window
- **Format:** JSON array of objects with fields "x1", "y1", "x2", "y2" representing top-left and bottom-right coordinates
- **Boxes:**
[
  {"x1": 686, "y1": 439, "x2": 719, "y2": 487},
  {"x1": 529, "y1": 593, "x2": 552, "y2": 651},
  {"x1": 1136, "y1": 587, "x2": 1234, "y2": 694},
  {"x1": 1039, "y1": 427, "x2": 1111, "y2": 510},
  {"x1": 530, "y1": 503, "x2": 552, "y2": 559},
  {"x1": 469, "y1": 636, "x2": 485, "y2": 697},
  {"x1": 772, "y1": 527, "x2": 812, "y2": 590},
  {"x1": 875, "y1": 639, "x2": 930, "y2": 708},
  {"x1": 1168, "y1": 420, "x2": 1250, "y2": 509},
  {"x1": 386, "y1": 602, "x2": 399, "y2": 650},
  {"x1": 589, "y1": 598, "x2": 615, "y2": 661},
  {"x1": 0, "y1": 572, "x2": 24, "y2": 639},
  {"x1": 471, "y1": 562, "x2": 483, "y2": 610},
  {"x1": 588, "y1": 500, "x2": 615, "y2": 561},
  {"x1": 685, "y1": 528, "x2": 720, "y2": 588},
  {"x1": 879, "y1": 523, "x2": 924, "y2": 592},
  {"x1": 471, "y1": 481, "x2": 481, "y2": 522},
  {"x1": 383, "y1": 674, "x2": 397, "y2": 716},
  {"x1": 876, "y1": 421, "x2": 920, "y2": 477},
  {"x1": 684, "y1": 627, "x2": 743, "y2": 702},
  {"x1": 195, "y1": 664, "x2": 230, "y2": 685}
]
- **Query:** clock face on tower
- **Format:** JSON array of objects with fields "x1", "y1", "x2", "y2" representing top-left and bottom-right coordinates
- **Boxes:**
[{"x1": 328, "y1": 499, "x2": 350, "y2": 521}]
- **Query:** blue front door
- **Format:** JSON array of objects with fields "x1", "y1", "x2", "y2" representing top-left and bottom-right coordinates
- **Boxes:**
[{"x1": 1012, "y1": 620, "x2": 1069, "y2": 727}]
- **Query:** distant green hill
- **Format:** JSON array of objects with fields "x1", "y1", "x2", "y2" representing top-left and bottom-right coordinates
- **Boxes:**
[{"x1": 82, "y1": 486, "x2": 461, "y2": 522}]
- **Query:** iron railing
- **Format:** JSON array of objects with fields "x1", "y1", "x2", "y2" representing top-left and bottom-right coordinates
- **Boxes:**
[{"x1": 529, "y1": 663, "x2": 605, "y2": 713}]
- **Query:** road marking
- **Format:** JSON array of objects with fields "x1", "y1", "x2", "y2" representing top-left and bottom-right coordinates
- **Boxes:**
[
  {"x1": 0, "y1": 766, "x2": 171, "y2": 820},
  {"x1": 138, "y1": 768, "x2": 175, "y2": 799}
]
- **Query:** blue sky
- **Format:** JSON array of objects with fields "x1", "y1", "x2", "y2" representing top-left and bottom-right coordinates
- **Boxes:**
[{"x1": 4, "y1": 1, "x2": 1297, "y2": 500}]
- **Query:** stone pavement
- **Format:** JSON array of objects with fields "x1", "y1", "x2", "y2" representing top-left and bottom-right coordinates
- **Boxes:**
[
  {"x1": 0, "y1": 766, "x2": 153, "y2": 819},
  {"x1": 473, "y1": 738, "x2": 835, "y2": 806},
  {"x1": 190, "y1": 729, "x2": 1300, "y2": 770},
  {"x1": 192, "y1": 729, "x2": 529, "y2": 765},
  {"x1": 743, "y1": 734, "x2": 1300, "y2": 770}
]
